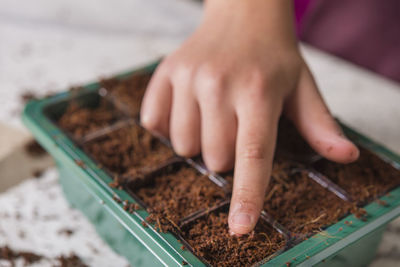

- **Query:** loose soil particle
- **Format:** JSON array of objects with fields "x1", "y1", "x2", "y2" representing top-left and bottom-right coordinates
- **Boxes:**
[
  {"x1": 58, "y1": 228, "x2": 75, "y2": 237},
  {"x1": 313, "y1": 148, "x2": 400, "y2": 204},
  {"x1": 263, "y1": 159, "x2": 356, "y2": 235},
  {"x1": 32, "y1": 168, "x2": 44, "y2": 178},
  {"x1": 25, "y1": 139, "x2": 47, "y2": 157},
  {"x1": 56, "y1": 253, "x2": 88, "y2": 267},
  {"x1": 83, "y1": 124, "x2": 174, "y2": 178},
  {"x1": 21, "y1": 91, "x2": 38, "y2": 103},
  {"x1": 182, "y1": 210, "x2": 285, "y2": 267},
  {"x1": 58, "y1": 99, "x2": 121, "y2": 140},
  {"x1": 101, "y1": 72, "x2": 152, "y2": 117},
  {"x1": 132, "y1": 164, "x2": 227, "y2": 232}
]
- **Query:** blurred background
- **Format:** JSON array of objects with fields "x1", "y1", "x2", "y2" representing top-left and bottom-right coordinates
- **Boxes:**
[{"x1": 0, "y1": 0, "x2": 399, "y2": 266}]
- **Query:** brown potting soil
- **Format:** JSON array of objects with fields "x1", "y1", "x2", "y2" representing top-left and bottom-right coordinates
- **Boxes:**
[
  {"x1": 313, "y1": 148, "x2": 400, "y2": 204},
  {"x1": 101, "y1": 72, "x2": 152, "y2": 117},
  {"x1": 83, "y1": 124, "x2": 174, "y2": 178},
  {"x1": 58, "y1": 99, "x2": 121, "y2": 140},
  {"x1": 182, "y1": 209, "x2": 285, "y2": 267},
  {"x1": 132, "y1": 164, "x2": 227, "y2": 232},
  {"x1": 263, "y1": 159, "x2": 356, "y2": 235}
]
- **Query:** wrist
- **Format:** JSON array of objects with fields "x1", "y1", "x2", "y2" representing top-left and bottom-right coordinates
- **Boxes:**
[{"x1": 202, "y1": 0, "x2": 298, "y2": 48}]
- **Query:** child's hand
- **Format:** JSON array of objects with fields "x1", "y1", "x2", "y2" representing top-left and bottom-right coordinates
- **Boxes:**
[{"x1": 141, "y1": 0, "x2": 359, "y2": 235}]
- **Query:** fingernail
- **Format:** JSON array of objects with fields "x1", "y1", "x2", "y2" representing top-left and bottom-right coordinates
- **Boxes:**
[
  {"x1": 229, "y1": 230, "x2": 238, "y2": 236},
  {"x1": 232, "y1": 212, "x2": 252, "y2": 226},
  {"x1": 229, "y1": 204, "x2": 256, "y2": 234}
]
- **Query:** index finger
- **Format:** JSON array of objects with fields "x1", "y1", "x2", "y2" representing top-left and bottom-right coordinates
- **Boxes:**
[{"x1": 228, "y1": 104, "x2": 279, "y2": 235}]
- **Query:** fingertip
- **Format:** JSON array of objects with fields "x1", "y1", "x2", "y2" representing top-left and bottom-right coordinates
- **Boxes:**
[
  {"x1": 171, "y1": 139, "x2": 201, "y2": 158},
  {"x1": 139, "y1": 91, "x2": 151, "y2": 124},
  {"x1": 228, "y1": 212, "x2": 255, "y2": 235},
  {"x1": 350, "y1": 143, "x2": 360, "y2": 161},
  {"x1": 139, "y1": 69, "x2": 172, "y2": 137},
  {"x1": 335, "y1": 139, "x2": 359, "y2": 163},
  {"x1": 140, "y1": 111, "x2": 161, "y2": 133},
  {"x1": 315, "y1": 135, "x2": 360, "y2": 164},
  {"x1": 140, "y1": 111, "x2": 153, "y2": 129},
  {"x1": 203, "y1": 155, "x2": 234, "y2": 173},
  {"x1": 228, "y1": 200, "x2": 260, "y2": 235}
]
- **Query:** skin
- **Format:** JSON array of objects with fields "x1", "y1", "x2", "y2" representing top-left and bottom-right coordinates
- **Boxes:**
[{"x1": 140, "y1": 0, "x2": 359, "y2": 235}]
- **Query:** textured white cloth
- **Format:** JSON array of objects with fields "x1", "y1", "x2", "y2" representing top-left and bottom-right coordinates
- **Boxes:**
[{"x1": 0, "y1": 168, "x2": 129, "y2": 267}]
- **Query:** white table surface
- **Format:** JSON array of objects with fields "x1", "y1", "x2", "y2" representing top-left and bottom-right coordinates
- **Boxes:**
[{"x1": 0, "y1": 0, "x2": 399, "y2": 266}]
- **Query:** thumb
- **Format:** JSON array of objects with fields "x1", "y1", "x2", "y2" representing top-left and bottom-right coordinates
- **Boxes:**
[{"x1": 285, "y1": 67, "x2": 359, "y2": 163}]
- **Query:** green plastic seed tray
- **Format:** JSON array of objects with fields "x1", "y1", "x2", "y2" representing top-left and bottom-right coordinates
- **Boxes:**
[{"x1": 22, "y1": 61, "x2": 400, "y2": 266}]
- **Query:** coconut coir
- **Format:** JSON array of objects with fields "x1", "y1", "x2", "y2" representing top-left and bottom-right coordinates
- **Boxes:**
[
  {"x1": 132, "y1": 164, "x2": 227, "y2": 232},
  {"x1": 275, "y1": 117, "x2": 316, "y2": 160},
  {"x1": 313, "y1": 148, "x2": 400, "y2": 204},
  {"x1": 182, "y1": 209, "x2": 285, "y2": 266},
  {"x1": 263, "y1": 159, "x2": 356, "y2": 235},
  {"x1": 100, "y1": 72, "x2": 151, "y2": 117},
  {"x1": 58, "y1": 99, "x2": 121, "y2": 140},
  {"x1": 83, "y1": 124, "x2": 174, "y2": 178}
]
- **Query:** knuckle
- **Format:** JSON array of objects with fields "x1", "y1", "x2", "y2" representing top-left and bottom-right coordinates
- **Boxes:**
[
  {"x1": 234, "y1": 187, "x2": 262, "y2": 211},
  {"x1": 248, "y1": 68, "x2": 266, "y2": 89},
  {"x1": 171, "y1": 61, "x2": 196, "y2": 84},
  {"x1": 157, "y1": 56, "x2": 176, "y2": 76},
  {"x1": 248, "y1": 84, "x2": 267, "y2": 100},
  {"x1": 196, "y1": 63, "x2": 226, "y2": 94},
  {"x1": 241, "y1": 143, "x2": 267, "y2": 161},
  {"x1": 198, "y1": 62, "x2": 224, "y2": 81}
]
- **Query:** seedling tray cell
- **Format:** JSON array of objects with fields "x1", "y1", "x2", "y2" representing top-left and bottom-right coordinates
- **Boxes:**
[
  {"x1": 22, "y1": 61, "x2": 400, "y2": 266},
  {"x1": 179, "y1": 204, "x2": 289, "y2": 267},
  {"x1": 262, "y1": 164, "x2": 355, "y2": 238},
  {"x1": 124, "y1": 160, "x2": 230, "y2": 232},
  {"x1": 101, "y1": 72, "x2": 152, "y2": 118},
  {"x1": 312, "y1": 148, "x2": 400, "y2": 205},
  {"x1": 81, "y1": 120, "x2": 175, "y2": 179},
  {"x1": 56, "y1": 90, "x2": 125, "y2": 140}
]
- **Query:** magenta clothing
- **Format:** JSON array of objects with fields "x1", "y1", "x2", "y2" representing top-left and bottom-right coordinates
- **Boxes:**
[
  {"x1": 295, "y1": 0, "x2": 400, "y2": 83},
  {"x1": 293, "y1": 0, "x2": 312, "y2": 33}
]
